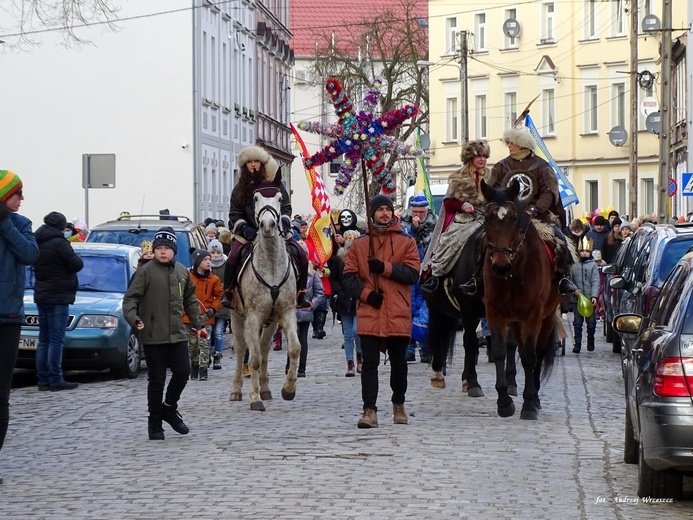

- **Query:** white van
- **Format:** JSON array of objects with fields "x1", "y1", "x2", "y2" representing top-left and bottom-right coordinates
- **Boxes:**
[{"x1": 404, "y1": 183, "x2": 448, "y2": 215}]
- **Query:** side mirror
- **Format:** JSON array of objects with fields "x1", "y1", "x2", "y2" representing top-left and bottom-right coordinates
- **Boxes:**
[
  {"x1": 613, "y1": 314, "x2": 643, "y2": 337},
  {"x1": 609, "y1": 276, "x2": 626, "y2": 289},
  {"x1": 601, "y1": 264, "x2": 617, "y2": 275}
]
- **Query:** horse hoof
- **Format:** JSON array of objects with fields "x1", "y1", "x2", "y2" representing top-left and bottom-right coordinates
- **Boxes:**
[
  {"x1": 467, "y1": 387, "x2": 484, "y2": 398},
  {"x1": 281, "y1": 388, "x2": 296, "y2": 401},
  {"x1": 430, "y1": 373, "x2": 446, "y2": 389},
  {"x1": 461, "y1": 379, "x2": 469, "y2": 392},
  {"x1": 260, "y1": 391, "x2": 273, "y2": 401},
  {"x1": 250, "y1": 401, "x2": 266, "y2": 411},
  {"x1": 229, "y1": 392, "x2": 242, "y2": 401},
  {"x1": 520, "y1": 409, "x2": 538, "y2": 420},
  {"x1": 508, "y1": 385, "x2": 518, "y2": 397},
  {"x1": 498, "y1": 402, "x2": 515, "y2": 418}
]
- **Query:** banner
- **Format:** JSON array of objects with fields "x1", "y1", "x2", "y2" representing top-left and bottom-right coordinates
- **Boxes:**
[
  {"x1": 524, "y1": 114, "x2": 579, "y2": 207},
  {"x1": 290, "y1": 123, "x2": 333, "y2": 266},
  {"x1": 414, "y1": 126, "x2": 434, "y2": 211}
]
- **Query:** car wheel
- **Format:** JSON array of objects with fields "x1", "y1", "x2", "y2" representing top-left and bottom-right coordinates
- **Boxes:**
[
  {"x1": 605, "y1": 318, "x2": 614, "y2": 343},
  {"x1": 612, "y1": 331, "x2": 622, "y2": 354},
  {"x1": 111, "y1": 332, "x2": 141, "y2": 379},
  {"x1": 637, "y1": 443, "x2": 682, "y2": 499},
  {"x1": 624, "y1": 406, "x2": 637, "y2": 464}
]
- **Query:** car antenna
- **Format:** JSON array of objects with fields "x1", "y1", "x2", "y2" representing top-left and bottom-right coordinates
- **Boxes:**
[{"x1": 130, "y1": 195, "x2": 145, "y2": 234}]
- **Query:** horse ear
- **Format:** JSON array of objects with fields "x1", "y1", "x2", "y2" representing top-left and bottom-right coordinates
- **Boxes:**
[
  {"x1": 507, "y1": 179, "x2": 521, "y2": 202},
  {"x1": 480, "y1": 179, "x2": 494, "y2": 202}
]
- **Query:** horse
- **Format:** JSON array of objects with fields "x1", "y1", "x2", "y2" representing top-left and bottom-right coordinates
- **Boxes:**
[
  {"x1": 423, "y1": 227, "x2": 517, "y2": 397},
  {"x1": 480, "y1": 179, "x2": 561, "y2": 420},
  {"x1": 228, "y1": 187, "x2": 302, "y2": 411}
]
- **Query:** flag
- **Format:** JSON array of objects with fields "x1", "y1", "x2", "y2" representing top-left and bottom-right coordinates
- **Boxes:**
[
  {"x1": 290, "y1": 123, "x2": 333, "y2": 266},
  {"x1": 414, "y1": 126, "x2": 434, "y2": 211},
  {"x1": 524, "y1": 114, "x2": 579, "y2": 207}
]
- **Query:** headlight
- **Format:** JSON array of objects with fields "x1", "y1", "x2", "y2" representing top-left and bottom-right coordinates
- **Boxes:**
[{"x1": 75, "y1": 315, "x2": 119, "y2": 328}]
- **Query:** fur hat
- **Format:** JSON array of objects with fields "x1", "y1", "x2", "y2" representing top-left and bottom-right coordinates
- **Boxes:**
[
  {"x1": 0, "y1": 170, "x2": 22, "y2": 202},
  {"x1": 44, "y1": 211, "x2": 67, "y2": 230},
  {"x1": 238, "y1": 145, "x2": 279, "y2": 182},
  {"x1": 461, "y1": 140, "x2": 491, "y2": 164},
  {"x1": 190, "y1": 248, "x2": 211, "y2": 270},
  {"x1": 152, "y1": 226, "x2": 178, "y2": 254},
  {"x1": 370, "y1": 194, "x2": 394, "y2": 217},
  {"x1": 502, "y1": 127, "x2": 536, "y2": 150}
]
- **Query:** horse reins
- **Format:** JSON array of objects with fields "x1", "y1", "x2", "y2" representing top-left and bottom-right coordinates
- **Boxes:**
[{"x1": 486, "y1": 202, "x2": 531, "y2": 262}]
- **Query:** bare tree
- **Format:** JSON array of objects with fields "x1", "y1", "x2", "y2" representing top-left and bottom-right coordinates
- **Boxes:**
[
  {"x1": 307, "y1": 0, "x2": 429, "y2": 211},
  {"x1": 0, "y1": 1, "x2": 119, "y2": 47}
]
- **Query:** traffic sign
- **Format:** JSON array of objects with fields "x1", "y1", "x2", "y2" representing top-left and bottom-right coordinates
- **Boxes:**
[
  {"x1": 641, "y1": 96, "x2": 659, "y2": 117},
  {"x1": 668, "y1": 177, "x2": 677, "y2": 197},
  {"x1": 682, "y1": 173, "x2": 693, "y2": 196}
]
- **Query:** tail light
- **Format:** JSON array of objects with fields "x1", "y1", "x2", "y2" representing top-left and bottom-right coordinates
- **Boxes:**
[
  {"x1": 644, "y1": 286, "x2": 660, "y2": 316},
  {"x1": 653, "y1": 358, "x2": 693, "y2": 397}
]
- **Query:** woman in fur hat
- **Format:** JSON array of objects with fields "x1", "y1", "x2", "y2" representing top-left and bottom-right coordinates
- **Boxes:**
[
  {"x1": 421, "y1": 140, "x2": 491, "y2": 295},
  {"x1": 224, "y1": 145, "x2": 311, "y2": 309}
]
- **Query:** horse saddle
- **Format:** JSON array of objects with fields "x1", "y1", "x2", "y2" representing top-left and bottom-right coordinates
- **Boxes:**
[{"x1": 235, "y1": 242, "x2": 298, "y2": 287}]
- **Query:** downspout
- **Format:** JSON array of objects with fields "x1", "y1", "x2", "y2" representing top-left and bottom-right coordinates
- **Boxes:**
[{"x1": 192, "y1": 1, "x2": 202, "y2": 222}]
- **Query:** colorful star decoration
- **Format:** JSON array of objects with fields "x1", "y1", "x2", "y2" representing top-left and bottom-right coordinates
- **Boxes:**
[{"x1": 296, "y1": 77, "x2": 422, "y2": 195}]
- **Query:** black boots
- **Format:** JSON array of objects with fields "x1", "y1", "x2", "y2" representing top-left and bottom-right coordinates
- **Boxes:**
[
  {"x1": 312, "y1": 310, "x2": 327, "y2": 339},
  {"x1": 148, "y1": 416, "x2": 165, "y2": 441},
  {"x1": 199, "y1": 367, "x2": 208, "y2": 381},
  {"x1": 558, "y1": 277, "x2": 578, "y2": 295},
  {"x1": 161, "y1": 403, "x2": 189, "y2": 435},
  {"x1": 191, "y1": 365, "x2": 199, "y2": 380},
  {"x1": 587, "y1": 336, "x2": 595, "y2": 352}
]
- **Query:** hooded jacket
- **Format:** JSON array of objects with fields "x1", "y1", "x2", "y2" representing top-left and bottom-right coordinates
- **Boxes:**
[
  {"x1": 32, "y1": 224, "x2": 84, "y2": 305},
  {"x1": 183, "y1": 268, "x2": 224, "y2": 326},
  {"x1": 0, "y1": 213, "x2": 39, "y2": 324}
]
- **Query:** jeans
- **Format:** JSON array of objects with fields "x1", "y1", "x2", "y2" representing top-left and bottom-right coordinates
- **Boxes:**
[
  {"x1": 572, "y1": 301, "x2": 597, "y2": 344},
  {"x1": 340, "y1": 314, "x2": 361, "y2": 361},
  {"x1": 406, "y1": 340, "x2": 428, "y2": 358},
  {"x1": 0, "y1": 324, "x2": 21, "y2": 451},
  {"x1": 35, "y1": 303, "x2": 70, "y2": 387},
  {"x1": 359, "y1": 335, "x2": 409, "y2": 412},
  {"x1": 143, "y1": 341, "x2": 190, "y2": 418},
  {"x1": 212, "y1": 317, "x2": 227, "y2": 354}
]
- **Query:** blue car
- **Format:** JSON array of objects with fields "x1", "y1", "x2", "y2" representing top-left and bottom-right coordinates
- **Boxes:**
[{"x1": 16, "y1": 243, "x2": 144, "y2": 379}]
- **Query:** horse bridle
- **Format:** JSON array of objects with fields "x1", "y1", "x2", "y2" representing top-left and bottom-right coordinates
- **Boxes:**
[
  {"x1": 486, "y1": 201, "x2": 531, "y2": 262},
  {"x1": 256, "y1": 203, "x2": 281, "y2": 232}
]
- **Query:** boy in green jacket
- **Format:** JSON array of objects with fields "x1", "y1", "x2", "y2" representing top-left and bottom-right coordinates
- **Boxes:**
[{"x1": 124, "y1": 227, "x2": 206, "y2": 440}]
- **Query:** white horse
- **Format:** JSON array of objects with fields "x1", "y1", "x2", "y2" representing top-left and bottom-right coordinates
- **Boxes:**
[{"x1": 228, "y1": 187, "x2": 302, "y2": 411}]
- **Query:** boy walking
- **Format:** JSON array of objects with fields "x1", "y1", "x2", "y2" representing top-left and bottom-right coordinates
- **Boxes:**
[
  {"x1": 570, "y1": 237, "x2": 600, "y2": 353},
  {"x1": 185, "y1": 248, "x2": 223, "y2": 380},
  {"x1": 123, "y1": 227, "x2": 206, "y2": 440}
]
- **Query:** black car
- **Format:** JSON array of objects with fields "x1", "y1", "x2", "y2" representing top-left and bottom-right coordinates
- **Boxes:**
[
  {"x1": 613, "y1": 252, "x2": 693, "y2": 499},
  {"x1": 86, "y1": 214, "x2": 208, "y2": 268}
]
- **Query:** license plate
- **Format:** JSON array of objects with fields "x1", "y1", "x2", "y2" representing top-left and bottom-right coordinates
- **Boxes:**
[{"x1": 19, "y1": 337, "x2": 37, "y2": 350}]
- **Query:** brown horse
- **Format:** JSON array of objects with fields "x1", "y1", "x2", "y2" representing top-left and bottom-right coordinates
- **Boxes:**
[{"x1": 480, "y1": 179, "x2": 561, "y2": 420}]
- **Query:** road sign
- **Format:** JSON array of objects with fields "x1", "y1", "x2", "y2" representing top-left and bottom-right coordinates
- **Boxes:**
[
  {"x1": 641, "y1": 96, "x2": 659, "y2": 117},
  {"x1": 682, "y1": 173, "x2": 693, "y2": 196},
  {"x1": 668, "y1": 177, "x2": 677, "y2": 197}
]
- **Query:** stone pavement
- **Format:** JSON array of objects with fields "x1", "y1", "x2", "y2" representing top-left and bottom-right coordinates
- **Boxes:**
[{"x1": 2, "y1": 321, "x2": 691, "y2": 519}]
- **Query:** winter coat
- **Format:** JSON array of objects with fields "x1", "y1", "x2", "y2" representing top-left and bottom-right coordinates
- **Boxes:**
[
  {"x1": 343, "y1": 217, "x2": 420, "y2": 338},
  {"x1": 32, "y1": 225, "x2": 84, "y2": 305},
  {"x1": 228, "y1": 181, "x2": 291, "y2": 242},
  {"x1": 601, "y1": 232, "x2": 624, "y2": 264},
  {"x1": 210, "y1": 258, "x2": 231, "y2": 319},
  {"x1": 123, "y1": 258, "x2": 204, "y2": 345},
  {"x1": 296, "y1": 271, "x2": 324, "y2": 323},
  {"x1": 401, "y1": 211, "x2": 437, "y2": 261},
  {"x1": 183, "y1": 269, "x2": 224, "y2": 326},
  {"x1": 586, "y1": 227, "x2": 610, "y2": 253},
  {"x1": 329, "y1": 246, "x2": 357, "y2": 317},
  {"x1": 570, "y1": 257, "x2": 600, "y2": 300},
  {"x1": 0, "y1": 213, "x2": 39, "y2": 324}
]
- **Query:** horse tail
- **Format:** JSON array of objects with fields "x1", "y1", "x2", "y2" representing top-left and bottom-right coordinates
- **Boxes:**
[{"x1": 540, "y1": 325, "x2": 557, "y2": 382}]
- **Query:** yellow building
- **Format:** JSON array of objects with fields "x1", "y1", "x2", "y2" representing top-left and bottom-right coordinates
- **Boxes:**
[{"x1": 427, "y1": 0, "x2": 687, "y2": 219}]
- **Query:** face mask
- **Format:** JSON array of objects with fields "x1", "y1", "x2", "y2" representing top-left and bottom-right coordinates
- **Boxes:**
[{"x1": 64, "y1": 231, "x2": 72, "y2": 239}]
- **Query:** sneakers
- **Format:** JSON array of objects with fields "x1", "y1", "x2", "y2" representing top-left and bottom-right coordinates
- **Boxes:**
[
  {"x1": 345, "y1": 360, "x2": 355, "y2": 377},
  {"x1": 297, "y1": 370, "x2": 306, "y2": 378},
  {"x1": 213, "y1": 353, "x2": 222, "y2": 370},
  {"x1": 148, "y1": 416, "x2": 165, "y2": 441},
  {"x1": 242, "y1": 363, "x2": 251, "y2": 378},
  {"x1": 199, "y1": 367, "x2": 208, "y2": 381},
  {"x1": 393, "y1": 403, "x2": 408, "y2": 424},
  {"x1": 357, "y1": 408, "x2": 378, "y2": 429},
  {"x1": 161, "y1": 403, "x2": 189, "y2": 435},
  {"x1": 50, "y1": 381, "x2": 79, "y2": 391},
  {"x1": 191, "y1": 365, "x2": 199, "y2": 380}
]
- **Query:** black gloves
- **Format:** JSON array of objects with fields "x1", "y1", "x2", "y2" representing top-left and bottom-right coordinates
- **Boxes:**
[
  {"x1": 205, "y1": 308, "x2": 216, "y2": 318},
  {"x1": 0, "y1": 201, "x2": 9, "y2": 222},
  {"x1": 281, "y1": 215, "x2": 292, "y2": 238},
  {"x1": 366, "y1": 291, "x2": 383, "y2": 309},
  {"x1": 368, "y1": 258, "x2": 385, "y2": 274},
  {"x1": 237, "y1": 223, "x2": 257, "y2": 242}
]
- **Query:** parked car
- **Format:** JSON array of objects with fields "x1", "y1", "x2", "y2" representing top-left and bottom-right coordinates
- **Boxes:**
[
  {"x1": 613, "y1": 251, "x2": 693, "y2": 499},
  {"x1": 601, "y1": 234, "x2": 632, "y2": 348},
  {"x1": 16, "y1": 243, "x2": 143, "y2": 379},
  {"x1": 86, "y1": 214, "x2": 207, "y2": 267}
]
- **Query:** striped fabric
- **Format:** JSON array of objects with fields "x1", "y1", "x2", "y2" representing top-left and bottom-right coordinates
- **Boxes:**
[{"x1": 0, "y1": 170, "x2": 22, "y2": 201}]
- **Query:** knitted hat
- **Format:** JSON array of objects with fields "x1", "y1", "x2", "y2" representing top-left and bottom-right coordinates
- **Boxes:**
[
  {"x1": 0, "y1": 170, "x2": 22, "y2": 202},
  {"x1": 593, "y1": 216, "x2": 607, "y2": 226},
  {"x1": 608, "y1": 210, "x2": 620, "y2": 219},
  {"x1": 611, "y1": 217, "x2": 622, "y2": 227},
  {"x1": 207, "y1": 239, "x2": 223, "y2": 254},
  {"x1": 44, "y1": 211, "x2": 67, "y2": 230},
  {"x1": 502, "y1": 127, "x2": 536, "y2": 150},
  {"x1": 370, "y1": 194, "x2": 394, "y2": 217},
  {"x1": 461, "y1": 140, "x2": 491, "y2": 164},
  {"x1": 190, "y1": 248, "x2": 211, "y2": 270},
  {"x1": 140, "y1": 240, "x2": 153, "y2": 255},
  {"x1": 409, "y1": 195, "x2": 429, "y2": 208},
  {"x1": 205, "y1": 223, "x2": 218, "y2": 235},
  {"x1": 152, "y1": 226, "x2": 178, "y2": 254}
]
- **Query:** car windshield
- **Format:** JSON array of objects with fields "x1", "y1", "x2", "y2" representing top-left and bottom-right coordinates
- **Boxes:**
[
  {"x1": 77, "y1": 255, "x2": 130, "y2": 293},
  {"x1": 88, "y1": 229, "x2": 193, "y2": 266}
]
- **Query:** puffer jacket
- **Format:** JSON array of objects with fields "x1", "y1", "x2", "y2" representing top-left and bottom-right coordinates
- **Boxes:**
[
  {"x1": 0, "y1": 213, "x2": 39, "y2": 324},
  {"x1": 33, "y1": 224, "x2": 84, "y2": 305},
  {"x1": 570, "y1": 257, "x2": 600, "y2": 300},
  {"x1": 183, "y1": 269, "x2": 224, "y2": 326},
  {"x1": 123, "y1": 258, "x2": 204, "y2": 345},
  {"x1": 343, "y1": 217, "x2": 420, "y2": 337}
]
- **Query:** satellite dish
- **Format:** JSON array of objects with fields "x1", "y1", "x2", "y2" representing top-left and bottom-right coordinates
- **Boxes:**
[
  {"x1": 642, "y1": 14, "x2": 660, "y2": 33},
  {"x1": 608, "y1": 126, "x2": 628, "y2": 147},
  {"x1": 646, "y1": 112, "x2": 661, "y2": 134},
  {"x1": 503, "y1": 19, "x2": 521, "y2": 39}
]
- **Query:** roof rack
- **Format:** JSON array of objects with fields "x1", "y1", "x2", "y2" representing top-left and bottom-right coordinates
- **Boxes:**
[{"x1": 116, "y1": 214, "x2": 192, "y2": 222}]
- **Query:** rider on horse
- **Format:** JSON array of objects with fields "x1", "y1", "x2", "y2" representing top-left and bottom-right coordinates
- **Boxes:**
[
  {"x1": 223, "y1": 145, "x2": 311, "y2": 309},
  {"x1": 485, "y1": 127, "x2": 577, "y2": 295}
]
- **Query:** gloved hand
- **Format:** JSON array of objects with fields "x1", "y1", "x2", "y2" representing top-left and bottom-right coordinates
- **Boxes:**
[
  {"x1": 192, "y1": 327, "x2": 208, "y2": 339},
  {"x1": 366, "y1": 291, "x2": 383, "y2": 309},
  {"x1": 368, "y1": 258, "x2": 385, "y2": 274},
  {"x1": 0, "y1": 201, "x2": 9, "y2": 222},
  {"x1": 281, "y1": 215, "x2": 292, "y2": 238},
  {"x1": 205, "y1": 308, "x2": 215, "y2": 318},
  {"x1": 237, "y1": 223, "x2": 257, "y2": 242},
  {"x1": 527, "y1": 205, "x2": 538, "y2": 218}
]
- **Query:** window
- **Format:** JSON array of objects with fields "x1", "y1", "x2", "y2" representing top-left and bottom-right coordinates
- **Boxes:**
[
  {"x1": 643, "y1": 178, "x2": 655, "y2": 214},
  {"x1": 587, "y1": 180, "x2": 599, "y2": 211},
  {"x1": 505, "y1": 92, "x2": 518, "y2": 129},
  {"x1": 474, "y1": 13, "x2": 486, "y2": 51},
  {"x1": 475, "y1": 95, "x2": 487, "y2": 139},
  {"x1": 504, "y1": 8, "x2": 518, "y2": 49},
  {"x1": 445, "y1": 17, "x2": 458, "y2": 55},
  {"x1": 585, "y1": 0, "x2": 597, "y2": 39},
  {"x1": 612, "y1": 83, "x2": 626, "y2": 127},
  {"x1": 585, "y1": 85, "x2": 598, "y2": 133},
  {"x1": 613, "y1": 0, "x2": 626, "y2": 36},
  {"x1": 614, "y1": 179, "x2": 627, "y2": 215},
  {"x1": 446, "y1": 98, "x2": 458, "y2": 141},
  {"x1": 542, "y1": 2, "x2": 555, "y2": 43},
  {"x1": 542, "y1": 88, "x2": 556, "y2": 135}
]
